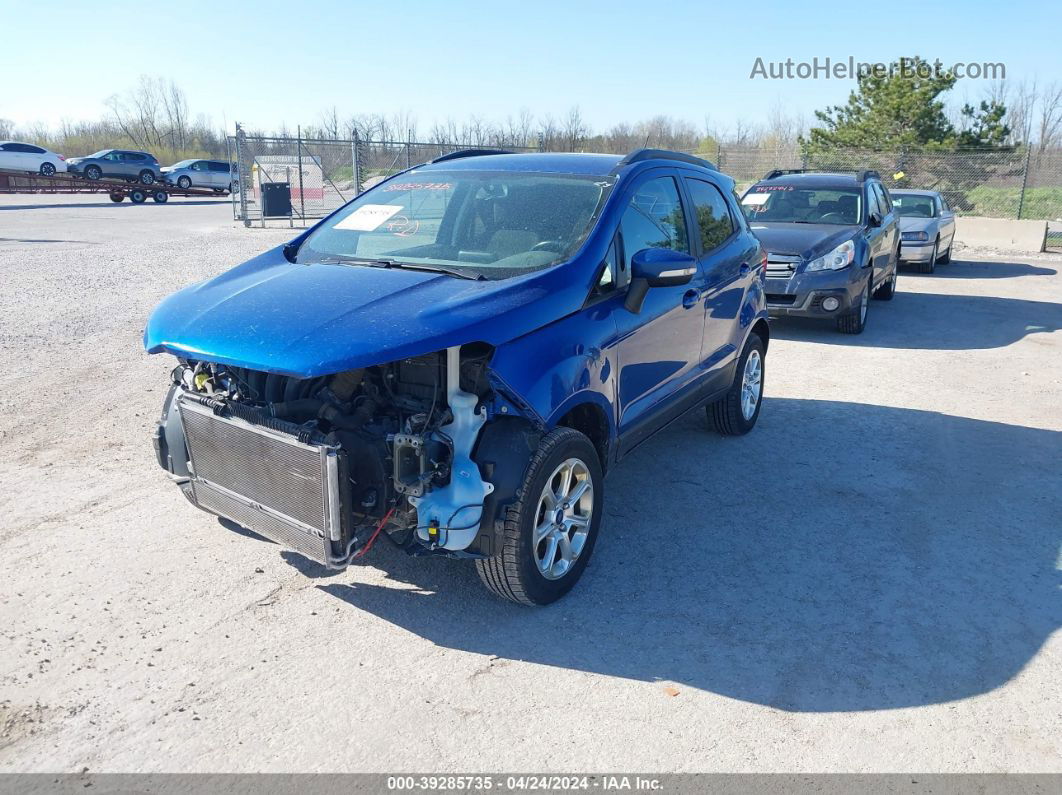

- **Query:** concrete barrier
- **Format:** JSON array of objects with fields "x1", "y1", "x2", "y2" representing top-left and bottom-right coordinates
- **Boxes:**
[{"x1": 954, "y1": 216, "x2": 1047, "y2": 253}]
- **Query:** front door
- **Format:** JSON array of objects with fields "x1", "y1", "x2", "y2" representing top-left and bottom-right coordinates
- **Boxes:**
[{"x1": 613, "y1": 173, "x2": 706, "y2": 451}]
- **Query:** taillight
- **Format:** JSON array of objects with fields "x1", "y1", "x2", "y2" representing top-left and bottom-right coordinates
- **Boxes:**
[
  {"x1": 760, "y1": 251, "x2": 768, "y2": 278},
  {"x1": 58, "y1": 154, "x2": 66, "y2": 161}
]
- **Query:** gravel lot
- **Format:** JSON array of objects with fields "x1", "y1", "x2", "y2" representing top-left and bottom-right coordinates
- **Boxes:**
[{"x1": 0, "y1": 193, "x2": 1059, "y2": 773}]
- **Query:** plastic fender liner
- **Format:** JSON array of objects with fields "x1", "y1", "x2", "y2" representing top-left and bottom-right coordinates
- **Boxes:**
[
  {"x1": 154, "y1": 383, "x2": 191, "y2": 479},
  {"x1": 466, "y1": 416, "x2": 542, "y2": 557}
]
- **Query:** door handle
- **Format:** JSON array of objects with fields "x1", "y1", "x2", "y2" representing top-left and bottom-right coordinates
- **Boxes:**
[{"x1": 682, "y1": 289, "x2": 699, "y2": 308}]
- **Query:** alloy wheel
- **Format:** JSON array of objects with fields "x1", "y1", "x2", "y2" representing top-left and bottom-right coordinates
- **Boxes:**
[
  {"x1": 741, "y1": 349, "x2": 762, "y2": 420},
  {"x1": 533, "y1": 458, "x2": 594, "y2": 581}
]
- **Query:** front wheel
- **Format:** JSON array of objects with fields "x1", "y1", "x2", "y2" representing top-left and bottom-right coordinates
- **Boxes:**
[
  {"x1": 177, "y1": 175, "x2": 192, "y2": 189},
  {"x1": 919, "y1": 240, "x2": 938, "y2": 274},
  {"x1": 837, "y1": 278, "x2": 870, "y2": 334},
  {"x1": 475, "y1": 427, "x2": 603, "y2": 606},
  {"x1": 84, "y1": 165, "x2": 102, "y2": 180},
  {"x1": 874, "y1": 264, "x2": 897, "y2": 301},
  {"x1": 707, "y1": 332, "x2": 765, "y2": 435},
  {"x1": 40, "y1": 162, "x2": 56, "y2": 176}
]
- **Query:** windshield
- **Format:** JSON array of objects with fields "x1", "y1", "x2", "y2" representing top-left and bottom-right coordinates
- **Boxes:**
[
  {"x1": 170, "y1": 159, "x2": 195, "y2": 168},
  {"x1": 741, "y1": 186, "x2": 862, "y2": 225},
  {"x1": 297, "y1": 169, "x2": 615, "y2": 280},
  {"x1": 891, "y1": 194, "x2": 937, "y2": 218},
  {"x1": 88, "y1": 150, "x2": 110, "y2": 158}
]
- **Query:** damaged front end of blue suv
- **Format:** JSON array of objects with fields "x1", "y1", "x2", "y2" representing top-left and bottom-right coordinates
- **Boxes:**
[{"x1": 145, "y1": 149, "x2": 769, "y2": 604}]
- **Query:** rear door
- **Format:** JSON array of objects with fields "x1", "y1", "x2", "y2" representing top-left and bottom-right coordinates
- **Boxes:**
[
  {"x1": 866, "y1": 182, "x2": 891, "y2": 285},
  {"x1": 0, "y1": 143, "x2": 27, "y2": 170},
  {"x1": 937, "y1": 195, "x2": 956, "y2": 248},
  {"x1": 613, "y1": 172, "x2": 707, "y2": 451},
  {"x1": 209, "y1": 161, "x2": 231, "y2": 188},
  {"x1": 682, "y1": 175, "x2": 748, "y2": 387}
]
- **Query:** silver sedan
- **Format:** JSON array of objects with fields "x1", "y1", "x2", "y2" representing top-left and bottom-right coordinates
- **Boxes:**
[{"x1": 892, "y1": 189, "x2": 957, "y2": 273}]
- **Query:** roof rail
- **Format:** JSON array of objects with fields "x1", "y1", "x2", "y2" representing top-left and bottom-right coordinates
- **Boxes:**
[
  {"x1": 762, "y1": 168, "x2": 882, "y2": 182},
  {"x1": 618, "y1": 148, "x2": 717, "y2": 171},
  {"x1": 430, "y1": 148, "x2": 513, "y2": 164}
]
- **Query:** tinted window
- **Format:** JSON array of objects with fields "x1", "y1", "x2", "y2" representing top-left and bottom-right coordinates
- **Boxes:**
[
  {"x1": 209, "y1": 161, "x2": 230, "y2": 173},
  {"x1": 191, "y1": 161, "x2": 207, "y2": 171},
  {"x1": 686, "y1": 179, "x2": 735, "y2": 252},
  {"x1": 591, "y1": 241, "x2": 622, "y2": 298},
  {"x1": 26, "y1": 145, "x2": 45, "y2": 154},
  {"x1": 620, "y1": 176, "x2": 689, "y2": 270},
  {"x1": 0, "y1": 144, "x2": 13, "y2": 151},
  {"x1": 877, "y1": 183, "x2": 893, "y2": 212},
  {"x1": 126, "y1": 153, "x2": 145, "y2": 162}
]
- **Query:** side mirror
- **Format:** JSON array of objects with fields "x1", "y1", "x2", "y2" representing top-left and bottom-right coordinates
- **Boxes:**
[
  {"x1": 868, "y1": 211, "x2": 883, "y2": 228},
  {"x1": 625, "y1": 248, "x2": 698, "y2": 313}
]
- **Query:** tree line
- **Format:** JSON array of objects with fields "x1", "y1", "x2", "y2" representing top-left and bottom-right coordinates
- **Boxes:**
[{"x1": 2, "y1": 61, "x2": 1061, "y2": 162}]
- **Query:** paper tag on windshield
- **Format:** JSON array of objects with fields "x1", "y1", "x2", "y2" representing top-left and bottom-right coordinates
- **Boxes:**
[
  {"x1": 742, "y1": 193, "x2": 770, "y2": 206},
  {"x1": 334, "y1": 204, "x2": 403, "y2": 231}
]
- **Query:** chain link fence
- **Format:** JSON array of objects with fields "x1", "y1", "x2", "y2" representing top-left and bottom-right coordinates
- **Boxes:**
[
  {"x1": 230, "y1": 126, "x2": 536, "y2": 225},
  {"x1": 230, "y1": 127, "x2": 1062, "y2": 230}
]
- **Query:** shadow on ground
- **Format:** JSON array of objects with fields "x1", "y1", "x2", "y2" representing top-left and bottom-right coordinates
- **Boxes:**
[
  {"x1": 269, "y1": 398, "x2": 1062, "y2": 713},
  {"x1": 772, "y1": 289, "x2": 1061, "y2": 350},
  {"x1": 910, "y1": 259, "x2": 1058, "y2": 279}
]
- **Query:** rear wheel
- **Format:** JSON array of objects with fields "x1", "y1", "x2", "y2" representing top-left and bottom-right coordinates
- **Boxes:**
[
  {"x1": 837, "y1": 278, "x2": 870, "y2": 334},
  {"x1": 129, "y1": 188, "x2": 147, "y2": 204},
  {"x1": 139, "y1": 170, "x2": 156, "y2": 185},
  {"x1": 151, "y1": 190, "x2": 168, "y2": 203},
  {"x1": 707, "y1": 332, "x2": 765, "y2": 435},
  {"x1": 475, "y1": 427, "x2": 603, "y2": 606},
  {"x1": 39, "y1": 162, "x2": 56, "y2": 176},
  {"x1": 108, "y1": 192, "x2": 124, "y2": 203},
  {"x1": 84, "y1": 165, "x2": 102, "y2": 180},
  {"x1": 177, "y1": 175, "x2": 192, "y2": 189}
]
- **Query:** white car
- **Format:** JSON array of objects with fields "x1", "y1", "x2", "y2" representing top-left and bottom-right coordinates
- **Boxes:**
[{"x1": 0, "y1": 141, "x2": 68, "y2": 175}]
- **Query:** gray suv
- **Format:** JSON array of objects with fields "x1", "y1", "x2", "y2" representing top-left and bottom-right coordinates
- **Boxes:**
[{"x1": 66, "y1": 149, "x2": 161, "y2": 184}]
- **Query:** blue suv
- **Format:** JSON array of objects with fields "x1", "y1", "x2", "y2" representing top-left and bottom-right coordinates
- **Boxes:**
[{"x1": 145, "y1": 149, "x2": 769, "y2": 604}]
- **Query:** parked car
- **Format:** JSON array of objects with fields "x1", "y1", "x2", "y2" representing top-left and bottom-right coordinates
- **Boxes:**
[
  {"x1": 144, "y1": 148, "x2": 769, "y2": 605},
  {"x1": 0, "y1": 141, "x2": 67, "y2": 175},
  {"x1": 162, "y1": 159, "x2": 238, "y2": 192},
  {"x1": 66, "y1": 149, "x2": 160, "y2": 184},
  {"x1": 890, "y1": 189, "x2": 956, "y2": 273},
  {"x1": 740, "y1": 169, "x2": 900, "y2": 334}
]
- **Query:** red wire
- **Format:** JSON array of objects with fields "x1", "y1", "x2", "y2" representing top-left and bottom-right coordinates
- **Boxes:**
[{"x1": 353, "y1": 507, "x2": 395, "y2": 559}]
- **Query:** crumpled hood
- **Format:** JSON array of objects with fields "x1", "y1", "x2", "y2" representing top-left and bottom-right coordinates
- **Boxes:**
[
  {"x1": 748, "y1": 223, "x2": 858, "y2": 260},
  {"x1": 144, "y1": 245, "x2": 585, "y2": 377}
]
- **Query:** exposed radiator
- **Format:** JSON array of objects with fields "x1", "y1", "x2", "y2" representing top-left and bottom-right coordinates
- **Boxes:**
[{"x1": 178, "y1": 396, "x2": 345, "y2": 566}]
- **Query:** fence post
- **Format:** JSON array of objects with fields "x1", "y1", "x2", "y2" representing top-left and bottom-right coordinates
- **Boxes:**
[
  {"x1": 1016, "y1": 145, "x2": 1032, "y2": 220},
  {"x1": 235, "y1": 122, "x2": 250, "y2": 227},
  {"x1": 352, "y1": 130, "x2": 362, "y2": 195},
  {"x1": 296, "y1": 125, "x2": 306, "y2": 222}
]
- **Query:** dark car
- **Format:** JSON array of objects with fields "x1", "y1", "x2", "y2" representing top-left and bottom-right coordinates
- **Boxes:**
[
  {"x1": 144, "y1": 148, "x2": 770, "y2": 605},
  {"x1": 740, "y1": 169, "x2": 900, "y2": 334},
  {"x1": 66, "y1": 149, "x2": 161, "y2": 184}
]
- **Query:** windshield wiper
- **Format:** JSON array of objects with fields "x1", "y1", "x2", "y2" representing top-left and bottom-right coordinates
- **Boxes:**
[{"x1": 314, "y1": 255, "x2": 485, "y2": 281}]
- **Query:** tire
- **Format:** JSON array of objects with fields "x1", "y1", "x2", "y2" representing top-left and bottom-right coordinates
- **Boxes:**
[
  {"x1": 40, "y1": 162, "x2": 56, "y2": 176},
  {"x1": 177, "y1": 175, "x2": 192, "y2": 190},
  {"x1": 707, "y1": 332, "x2": 765, "y2": 436},
  {"x1": 151, "y1": 190, "x2": 168, "y2": 203},
  {"x1": 129, "y1": 189, "x2": 147, "y2": 204},
  {"x1": 938, "y1": 243, "x2": 951, "y2": 264},
  {"x1": 108, "y1": 192, "x2": 124, "y2": 203},
  {"x1": 919, "y1": 240, "x2": 938, "y2": 274},
  {"x1": 475, "y1": 427, "x2": 603, "y2": 606},
  {"x1": 139, "y1": 170, "x2": 156, "y2": 185},
  {"x1": 874, "y1": 258, "x2": 898, "y2": 301},
  {"x1": 837, "y1": 278, "x2": 870, "y2": 334},
  {"x1": 84, "y1": 165, "x2": 102, "y2": 180}
]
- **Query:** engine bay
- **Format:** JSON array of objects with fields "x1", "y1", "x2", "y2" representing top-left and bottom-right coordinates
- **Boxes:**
[{"x1": 167, "y1": 344, "x2": 496, "y2": 562}]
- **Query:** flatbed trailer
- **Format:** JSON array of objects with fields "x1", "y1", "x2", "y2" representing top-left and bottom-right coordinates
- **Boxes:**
[{"x1": 0, "y1": 168, "x2": 228, "y2": 204}]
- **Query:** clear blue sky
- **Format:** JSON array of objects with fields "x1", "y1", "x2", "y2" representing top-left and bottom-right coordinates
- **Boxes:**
[{"x1": 4, "y1": 0, "x2": 1060, "y2": 135}]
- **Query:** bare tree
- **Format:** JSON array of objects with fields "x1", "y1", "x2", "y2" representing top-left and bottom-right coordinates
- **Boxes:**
[
  {"x1": 562, "y1": 106, "x2": 587, "y2": 151},
  {"x1": 1036, "y1": 82, "x2": 1062, "y2": 154}
]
